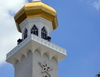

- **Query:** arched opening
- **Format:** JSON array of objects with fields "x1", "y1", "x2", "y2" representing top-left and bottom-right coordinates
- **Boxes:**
[
  {"x1": 41, "y1": 27, "x2": 47, "y2": 39},
  {"x1": 31, "y1": 25, "x2": 38, "y2": 36},
  {"x1": 23, "y1": 28, "x2": 28, "y2": 39}
]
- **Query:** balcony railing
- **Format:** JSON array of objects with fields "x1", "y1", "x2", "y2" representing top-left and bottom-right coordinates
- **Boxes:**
[{"x1": 6, "y1": 34, "x2": 67, "y2": 59}]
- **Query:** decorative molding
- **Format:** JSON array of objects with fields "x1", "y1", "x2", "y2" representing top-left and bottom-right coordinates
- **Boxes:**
[
  {"x1": 39, "y1": 61, "x2": 52, "y2": 77},
  {"x1": 6, "y1": 34, "x2": 67, "y2": 65}
]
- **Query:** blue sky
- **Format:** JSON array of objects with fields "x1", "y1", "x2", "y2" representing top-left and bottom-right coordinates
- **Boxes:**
[{"x1": 0, "y1": 0, "x2": 100, "y2": 77}]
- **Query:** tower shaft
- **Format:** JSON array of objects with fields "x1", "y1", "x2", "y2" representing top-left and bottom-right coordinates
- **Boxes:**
[{"x1": 6, "y1": 1, "x2": 67, "y2": 77}]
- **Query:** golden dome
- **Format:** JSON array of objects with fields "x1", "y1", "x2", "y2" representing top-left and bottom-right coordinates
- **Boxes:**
[{"x1": 14, "y1": 1, "x2": 58, "y2": 32}]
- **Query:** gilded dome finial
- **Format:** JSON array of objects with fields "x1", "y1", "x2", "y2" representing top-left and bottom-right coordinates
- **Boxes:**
[
  {"x1": 14, "y1": 1, "x2": 58, "y2": 32},
  {"x1": 32, "y1": 0, "x2": 41, "y2": 1}
]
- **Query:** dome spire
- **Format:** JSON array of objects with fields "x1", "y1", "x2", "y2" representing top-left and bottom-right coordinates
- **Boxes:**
[{"x1": 32, "y1": 0, "x2": 41, "y2": 1}]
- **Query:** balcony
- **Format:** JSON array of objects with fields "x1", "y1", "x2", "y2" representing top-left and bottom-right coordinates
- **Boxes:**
[{"x1": 6, "y1": 34, "x2": 67, "y2": 65}]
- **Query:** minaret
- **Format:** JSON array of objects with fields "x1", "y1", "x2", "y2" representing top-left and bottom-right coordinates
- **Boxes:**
[{"x1": 6, "y1": 0, "x2": 67, "y2": 77}]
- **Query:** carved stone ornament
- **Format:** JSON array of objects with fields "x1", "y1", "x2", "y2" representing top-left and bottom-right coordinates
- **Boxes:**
[{"x1": 38, "y1": 61, "x2": 53, "y2": 77}]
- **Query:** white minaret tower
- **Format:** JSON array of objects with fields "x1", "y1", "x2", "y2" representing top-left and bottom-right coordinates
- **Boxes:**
[{"x1": 6, "y1": 1, "x2": 67, "y2": 77}]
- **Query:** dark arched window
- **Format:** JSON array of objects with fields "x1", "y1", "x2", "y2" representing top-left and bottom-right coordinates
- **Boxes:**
[
  {"x1": 31, "y1": 25, "x2": 38, "y2": 36},
  {"x1": 24, "y1": 28, "x2": 28, "y2": 39},
  {"x1": 41, "y1": 27, "x2": 47, "y2": 39}
]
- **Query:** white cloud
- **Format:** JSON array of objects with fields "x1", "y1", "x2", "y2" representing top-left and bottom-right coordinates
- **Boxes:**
[
  {"x1": 93, "y1": 0, "x2": 100, "y2": 10},
  {"x1": 0, "y1": 0, "x2": 27, "y2": 66}
]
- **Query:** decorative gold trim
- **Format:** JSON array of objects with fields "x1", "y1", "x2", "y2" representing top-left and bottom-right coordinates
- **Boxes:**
[{"x1": 14, "y1": 1, "x2": 58, "y2": 32}]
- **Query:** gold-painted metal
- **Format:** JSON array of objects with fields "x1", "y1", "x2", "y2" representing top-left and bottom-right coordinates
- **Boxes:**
[{"x1": 14, "y1": 1, "x2": 58, "y2": 32}]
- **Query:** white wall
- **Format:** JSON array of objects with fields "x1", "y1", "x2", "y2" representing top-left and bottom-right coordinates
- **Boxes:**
[
  {"x1": 19, "y1": 17, "x2": 53, "y2": 39},
  {"x1": 14, "y1": 51, "x2": 32, "y2": 77},
  {"x1": 14, "y1": 50, "x2": 58, "y2": 77}
]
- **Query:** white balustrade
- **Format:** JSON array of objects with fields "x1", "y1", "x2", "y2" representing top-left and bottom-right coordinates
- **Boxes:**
[{"x1": 7, "y1": 34, "x2": 66, "y2": 59}]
